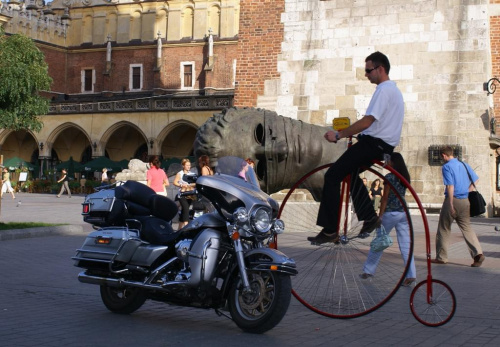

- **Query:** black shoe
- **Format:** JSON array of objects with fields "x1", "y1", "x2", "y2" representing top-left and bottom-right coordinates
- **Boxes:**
[
  {"x1": 307, "y1": 229, "x2": 339, "y2": 245},
  {"x1": 358, "y1": 216, "x2": 380, "y2": 238}
]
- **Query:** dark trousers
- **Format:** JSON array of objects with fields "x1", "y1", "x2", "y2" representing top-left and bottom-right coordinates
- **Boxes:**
[
  {"x1": 316, "y1": 137, "x2": 388, "y2": 231},
  {"x1": 178, "y1": 197, "x2": 192, "y2": 222}
]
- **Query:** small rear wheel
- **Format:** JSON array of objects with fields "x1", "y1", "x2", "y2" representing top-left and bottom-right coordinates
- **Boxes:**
[
  {"x1": 228, "y1": 271, "x2": 292, "y2": 334},
  {"x1": 100, "y1": 285, "x2": 147, "y2": 314},
  {"x1": 410, "y1": 279, "x2": 456, "y2": 327}
]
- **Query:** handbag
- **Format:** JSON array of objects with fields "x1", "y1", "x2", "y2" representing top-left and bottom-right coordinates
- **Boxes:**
[
  {"x1": 460, "y1": 161, "x2": 486, "y2": 217},
  {"x1": 469, "y1": 191, "x2": 486, "y2": 217},
  {"x1": 370, "y1": 225, "x2": 393, "y2": 252}
]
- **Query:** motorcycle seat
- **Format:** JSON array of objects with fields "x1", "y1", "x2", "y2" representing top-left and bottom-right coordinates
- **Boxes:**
[{"x1": 132, "y1": 215, "x2": 177, "y2": 245}]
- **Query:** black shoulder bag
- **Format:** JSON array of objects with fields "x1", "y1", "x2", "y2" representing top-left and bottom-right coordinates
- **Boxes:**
[{"x1": 460, "y1": 161, "x2": 486, "y2": 217}]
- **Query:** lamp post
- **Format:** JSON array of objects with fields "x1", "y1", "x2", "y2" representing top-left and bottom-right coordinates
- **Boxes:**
[{"x1": 484, "y1": 78, "x2": 500, "y2": 135}]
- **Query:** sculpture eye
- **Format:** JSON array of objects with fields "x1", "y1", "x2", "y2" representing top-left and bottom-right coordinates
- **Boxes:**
[
  {"x1": 256, "y1": 160, "x2": 265, "y2": 181},
  {"x1": 255, "y1": 123, "x2": 265, "y2": 145}
]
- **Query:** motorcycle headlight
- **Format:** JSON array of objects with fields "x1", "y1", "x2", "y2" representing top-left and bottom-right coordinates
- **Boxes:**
[
  {"x1": 251, "y1": 207, "x2": 272, "y2": 233},
  {"x1": 233, "y1": 207, "x2": 249, "y2": 223},
  {"x1": 273, "y1": 219, "x2": 285, "y2": 234}
]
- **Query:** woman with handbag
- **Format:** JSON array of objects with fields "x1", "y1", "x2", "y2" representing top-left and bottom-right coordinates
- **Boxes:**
[
  {"x1": 173, "y1": 158, "x2": 197, "y2": 230},
  {"x1": 360, "y1": 153, "x2": 416, "y2": 287}
]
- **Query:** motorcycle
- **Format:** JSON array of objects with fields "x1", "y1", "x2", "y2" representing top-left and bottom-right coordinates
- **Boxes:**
[{"x1": 74, "y1": 157, "x2": 297, "y2": 333}]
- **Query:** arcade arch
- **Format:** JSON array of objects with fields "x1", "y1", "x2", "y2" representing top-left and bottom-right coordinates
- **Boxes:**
[
  {"x1": 46, "y1": 123, "x2": 91, "y2": 162},
  {"x1": 159, "y1": 120, "x2": 198, "y2": 159},
  {"x1": 0, "y1": 129, "x2": 39, "y2": 165},
  {"x1": 101, "y1": 122, "x2": 148, "y2": 162}
]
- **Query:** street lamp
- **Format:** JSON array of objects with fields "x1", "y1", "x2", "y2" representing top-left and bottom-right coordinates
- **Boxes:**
[{"x1": 484, "y1": 78, "x2": 500, "y2": 95}]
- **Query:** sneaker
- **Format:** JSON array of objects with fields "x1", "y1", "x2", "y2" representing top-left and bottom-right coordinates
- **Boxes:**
[
  {"x1": 402, "y1": 278, "x2": 417, "y2": 287},
  {"x1": 359, "y1": 273, "x2": 373, "y2": 280},
  {"x1": 307, "y1": 229, "x2": 339, "y2": 245},
  {"x1": 358, "y1": 216, "x2": 380, "y2": 238},
  {"x1": 471, "y1": 254, "x2": 485, "y2": 267}
]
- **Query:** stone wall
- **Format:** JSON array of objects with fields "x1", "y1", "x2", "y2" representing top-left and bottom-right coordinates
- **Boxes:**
[{"x1": 238, "y1": 0, "x2": 494, "y2": 211}]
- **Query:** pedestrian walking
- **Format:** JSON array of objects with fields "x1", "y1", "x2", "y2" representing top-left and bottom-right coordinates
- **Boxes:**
[
  {"x1": 361, "y1": 153, "x2": 416, "y2": 286},
  {"x1": 433, "y1": 146, "x2": 485, "y2": 267},
  {"x1": 1, "y1": 167, "x2": 16, "y2": 199},
  {"x1": 56, "y1": 169, "x2": 71, "y2": 198},
  {"x1": 147, "y1": 155, "x2": 169, "y2": 196}
]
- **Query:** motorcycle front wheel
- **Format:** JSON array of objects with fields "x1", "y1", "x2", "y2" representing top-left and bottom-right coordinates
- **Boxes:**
[
  {"x1": 100, "y1": 285, "x2": 147, "y2": 314},
  {"x1": 228, "y1": 271, "x2": 292, "y2": 334}
]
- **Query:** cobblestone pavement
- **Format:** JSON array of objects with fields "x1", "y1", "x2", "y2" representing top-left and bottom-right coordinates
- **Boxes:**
[{"x1": 1, "y1": 194, "x2": 500, "y2": 346}]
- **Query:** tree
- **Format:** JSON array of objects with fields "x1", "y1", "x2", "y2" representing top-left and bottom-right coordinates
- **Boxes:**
[{"x1": 0, "y1": 27, "x2": 52, "y2": 132}]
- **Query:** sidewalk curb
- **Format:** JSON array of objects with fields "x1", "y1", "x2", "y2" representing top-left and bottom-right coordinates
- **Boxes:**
[{"x1": 0, "y1": 225, "x2": 86, "y2": 241}]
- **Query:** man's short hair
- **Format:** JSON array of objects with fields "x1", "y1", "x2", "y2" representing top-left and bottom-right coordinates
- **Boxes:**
[
  {"x1": 366, "y1": 51, "x2": 390, "y2": 74},
  {"x1": 440, "y1": 146, "x2": 454, "y2": 156}
]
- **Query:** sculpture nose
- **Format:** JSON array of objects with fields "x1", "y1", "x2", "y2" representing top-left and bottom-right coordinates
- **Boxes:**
[{"x1": 273, "y1": 141, "x2": 288, "y2": 162}]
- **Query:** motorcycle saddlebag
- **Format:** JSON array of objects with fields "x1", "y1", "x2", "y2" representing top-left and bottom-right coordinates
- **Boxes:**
[{"x1": 73, "y1": 228, "x2": 143, "y2": 268}]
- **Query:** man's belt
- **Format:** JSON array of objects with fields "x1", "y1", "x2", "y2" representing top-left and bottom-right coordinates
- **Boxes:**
[{"x1": 358, "y1": 134, "x2": 395, "y2": 154}]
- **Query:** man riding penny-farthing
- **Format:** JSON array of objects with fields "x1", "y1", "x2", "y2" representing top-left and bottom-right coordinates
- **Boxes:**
[{"x1": 276, "y1": 51, "x2": 456, "y2": 327}]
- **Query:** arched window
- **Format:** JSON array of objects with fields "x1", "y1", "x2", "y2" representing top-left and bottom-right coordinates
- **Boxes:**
[
  {"x1": 83, "y1": 15, "x2": 93, "y2": 43},
  {"x1": 208, "y1": 6, "x2": 220, "y2": 37},
  {"x1": 130, "y1": 11, "x2": 142, "y2": 41},
  {"x1": 156, "y1": 9, "x2": 167, "y2": 40},
  {"x1": 181, "y1": 7, "x2": 194, "y2": 39},
  {"x1": 106, "y1": 13, "x2": 117, "y2": 43}
]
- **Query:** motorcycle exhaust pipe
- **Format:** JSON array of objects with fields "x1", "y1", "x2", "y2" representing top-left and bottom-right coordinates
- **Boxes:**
[{"x1": 78, "y1": 271, "x2": 187, "y2": 291}]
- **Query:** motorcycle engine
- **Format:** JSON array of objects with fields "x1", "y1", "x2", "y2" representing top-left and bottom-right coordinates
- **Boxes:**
[{"x1": 175, "y1": 239, "x2": 192, "y2": 262}]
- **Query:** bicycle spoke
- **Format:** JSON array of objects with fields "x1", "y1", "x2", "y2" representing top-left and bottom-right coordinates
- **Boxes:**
[{"x1": 277, "y1": 163, "x2": 413, "y2": 318}]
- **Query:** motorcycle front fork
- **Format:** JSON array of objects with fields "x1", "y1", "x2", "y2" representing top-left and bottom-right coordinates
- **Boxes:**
[{"x1": 230, "y1": 227, "x2": 253, "y2": 293}]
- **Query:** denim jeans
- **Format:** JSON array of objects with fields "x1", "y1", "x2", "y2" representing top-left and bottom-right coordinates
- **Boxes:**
[{"x1": 363, "y1": 211, "x2": 416, "y2": 279}]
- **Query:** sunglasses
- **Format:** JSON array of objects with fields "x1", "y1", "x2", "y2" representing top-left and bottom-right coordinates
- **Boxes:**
[{"x1": 365, "y1": 66, "x2": 380, "y2": 74}]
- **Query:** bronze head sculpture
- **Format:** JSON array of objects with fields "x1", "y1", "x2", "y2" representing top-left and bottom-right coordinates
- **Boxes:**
[{"x1": 193, "y1": 107, "x2": 345, "y2": 195}]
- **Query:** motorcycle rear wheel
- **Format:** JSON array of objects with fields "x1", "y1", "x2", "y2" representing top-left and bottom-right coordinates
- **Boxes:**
[
  {"x1": 100, "y1": 285, "x2": 147, "y2": 314},
  {"x1": 228, "y1": 271, "x2": 292, "y2": 334}
]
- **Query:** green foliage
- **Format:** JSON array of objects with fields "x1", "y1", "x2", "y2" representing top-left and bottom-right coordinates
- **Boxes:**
[
  {"x1": 0, "y1": 28, "x2": 52, "y2": 132},
  {"x1": 69, "y1": 181, "x2": 80, "y2": 190}
]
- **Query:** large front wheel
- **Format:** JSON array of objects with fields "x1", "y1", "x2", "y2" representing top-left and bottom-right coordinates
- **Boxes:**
[
  {"x1": 228, "y1": 271, "x2": 292, "y2": 334},
  {"x1": 276, "y1": 162, "x2": 414, "y2": 318},
  {"x1": 100, "y1": 285, "x2": 147, "y2": 314}
]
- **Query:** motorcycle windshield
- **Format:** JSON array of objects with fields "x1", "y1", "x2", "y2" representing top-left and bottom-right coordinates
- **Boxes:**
[{"x1": 215, "y1": 157, "x2": 259, "y2": 189}]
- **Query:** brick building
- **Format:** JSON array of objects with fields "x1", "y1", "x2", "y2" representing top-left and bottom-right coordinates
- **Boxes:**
[{"x1": 0, "y1": 0, "x2": 239, "y2": 175}]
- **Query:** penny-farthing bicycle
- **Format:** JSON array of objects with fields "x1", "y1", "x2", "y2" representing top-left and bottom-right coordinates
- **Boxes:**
[{"x1": 275, "y1": 119, "x2": 456, "y2": 327}]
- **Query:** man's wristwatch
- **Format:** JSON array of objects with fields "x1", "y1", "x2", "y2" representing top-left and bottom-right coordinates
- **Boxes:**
[{"x1": 335, "y1": 132, "x2": 340, "y2": 141}]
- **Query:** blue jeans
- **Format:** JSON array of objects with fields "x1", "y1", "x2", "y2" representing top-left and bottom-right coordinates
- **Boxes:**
[{"x1": 363, "y1": 211, "x2": 416, "y2": 279}]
